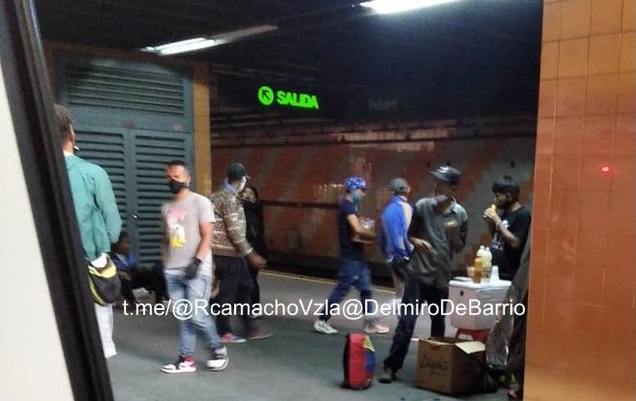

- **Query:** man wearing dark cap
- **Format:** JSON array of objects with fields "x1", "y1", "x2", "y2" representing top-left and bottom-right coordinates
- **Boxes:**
[
  {"x1": 379, "y1": 178, "x2": 413, "y2": 303},
  {"x1": 380, "y1": 165, "x2": 468, "y2": 384},
  {"x1": 210, "y1": 163, "x2": 271, "y2": 342}
]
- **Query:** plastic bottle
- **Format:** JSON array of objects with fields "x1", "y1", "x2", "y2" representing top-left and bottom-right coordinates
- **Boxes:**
[
  {"x1": 482, "y1": 246, "x2": 492, "y2": 268},
  {"x1": 476, "y1": 246, "x2": 487, "y2": 262},
  {"x1": 480, "y1": 246, "x2": 492, "y2": 284},
  {"x1": 473, "y1": 256, "x2": 482, "y2": 284}
]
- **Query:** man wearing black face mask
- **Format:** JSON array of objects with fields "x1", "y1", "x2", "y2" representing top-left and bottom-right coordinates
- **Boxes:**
[
  {"x1": 160, "y1": 160, "x2": 228, "y2": 374},
  {"x1": 483, "y1": 175, "x2": 532, "y2": 281}
]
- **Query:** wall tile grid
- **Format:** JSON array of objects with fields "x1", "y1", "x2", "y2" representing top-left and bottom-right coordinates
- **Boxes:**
[
  {"x1": 211, "y1": 137, "x2": 537, "y2": 266},
  {"x1": 527, "y1": 1, "x2": 635, "y2": 400}
]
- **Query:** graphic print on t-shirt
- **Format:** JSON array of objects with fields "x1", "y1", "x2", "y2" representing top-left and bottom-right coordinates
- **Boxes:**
[
  {"x1": 491, "y1": 220, "x2": 509, "y2": 252},
  {"x1": 166, "y1": 207, "x2": 187, "y2": 248}
]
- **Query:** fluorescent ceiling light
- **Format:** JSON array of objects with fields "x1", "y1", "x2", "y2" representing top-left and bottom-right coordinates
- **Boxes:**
[
  {"x1": 360, "y1": 0, "x2": 461, "y2": 14},
  {"x1": 141, "y1": 24, "x2": 278, "y2": 56},
  {"x1": 142, "y1": 37, "x2": 217, "y2": 56},
  {"x1": 215, "y1": 25, "x2": 278, "y2": 42}
]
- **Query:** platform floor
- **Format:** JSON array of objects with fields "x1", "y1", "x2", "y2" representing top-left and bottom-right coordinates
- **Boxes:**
[{"x1": 108, "y1": 270, "x2": 509, "y2": 401}]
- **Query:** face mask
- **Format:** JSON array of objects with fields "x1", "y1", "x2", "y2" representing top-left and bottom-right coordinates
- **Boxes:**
[
  {"x1": 352, "y1": 191, "x2": 361, "y2": 205},
  {"x1": 168, "y1": 179, "x2": 188, "y2": 194},
  {"x1": 238, "y1": 176, "x2": 247, "y2": 192},
  {"x1": 434, "y1": 194, "x2": 450, "y2": 204}
]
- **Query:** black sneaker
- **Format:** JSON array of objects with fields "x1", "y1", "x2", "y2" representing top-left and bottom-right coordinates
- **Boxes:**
[
  {"x1": 161, "y1": 356, "x2": 196, "y2": 374},
  {"x1": 378, "y1": 367, "x2": 396, "y2": 384},
  {"x1": 206, "y1": 346, "x2": 228, "y2": 371},
  {"x1": 247, "y1": 328, "x2": 273, "y2": 340}
]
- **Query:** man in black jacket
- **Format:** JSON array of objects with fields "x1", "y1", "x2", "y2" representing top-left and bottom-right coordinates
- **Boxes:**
[{"x1": 241, "y1": 185, "x2": 267, "y2": 313}]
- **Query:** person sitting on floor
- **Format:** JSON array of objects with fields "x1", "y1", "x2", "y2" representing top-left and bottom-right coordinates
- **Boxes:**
[{"x1": 111, "y1": 231, "x2": 166, "y2": 304}]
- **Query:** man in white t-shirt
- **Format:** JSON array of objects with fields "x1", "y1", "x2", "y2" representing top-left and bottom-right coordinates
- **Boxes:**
[{"x1": 160, "y1": 161, "x2": 228, "y2": 374}]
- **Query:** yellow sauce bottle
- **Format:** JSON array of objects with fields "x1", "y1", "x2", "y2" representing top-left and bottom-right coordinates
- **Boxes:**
[{"x1": 473, "y1": 257, "x2": 483, "y2": 284}]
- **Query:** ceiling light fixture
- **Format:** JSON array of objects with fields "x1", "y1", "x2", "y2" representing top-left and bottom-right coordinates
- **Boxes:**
[
  {"x1": 141, "y1": 24, "x2": 278, "y2": 56},
  {"x1": 360, "y1": 0, "x2": 461, "y2": 14},
  {"x1": 142, "y1": 37, "x2": 217, "y2": 56},
  {"x1": 214, "y1": 25, "x2": 278, "y2": 42}
]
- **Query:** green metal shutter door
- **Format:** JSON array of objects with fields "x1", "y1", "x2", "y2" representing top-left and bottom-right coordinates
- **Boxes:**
[
  {"x1": 74, "y1": 129, "x2": 128, "y2": 234},
  {"x1": 64, "y1": 60, "x2": 186, "y2": 116},
  {"x1": 58, "y1": 54, "x2": 194, "y2": 266},
  {"x1": 133, "y1": 132, "x2": 191, "y2": 263}
]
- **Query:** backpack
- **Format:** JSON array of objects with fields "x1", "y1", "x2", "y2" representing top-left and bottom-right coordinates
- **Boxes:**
[
  {"x1": 342, "y1": 333, "x2": 375, "y2": 389},
  {"x1": 88, "y1": 254, "x2": 121, "y2": 306}
]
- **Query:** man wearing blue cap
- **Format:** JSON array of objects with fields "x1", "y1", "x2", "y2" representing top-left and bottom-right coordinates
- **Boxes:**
[{"x1": 313, "y1": 176, "x2": 389, "y2": 335}]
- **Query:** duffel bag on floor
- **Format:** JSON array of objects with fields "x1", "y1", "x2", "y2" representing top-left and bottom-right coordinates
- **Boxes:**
[{"x1": 342, "y1": 332, "x2": 375, "y2": 389}]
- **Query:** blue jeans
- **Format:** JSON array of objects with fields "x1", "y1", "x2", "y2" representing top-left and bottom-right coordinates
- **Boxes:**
[
  {"x1": 319, "y1": 259, "x2": 375, "y2": 321},
  {"x1": 165, "y1": 273, "x2": 221, "y2": 357}
]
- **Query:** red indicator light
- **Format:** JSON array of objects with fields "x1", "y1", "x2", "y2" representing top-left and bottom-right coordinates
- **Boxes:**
[{"x1": 600, "y1": 164, "x2": 611, "y2": 173}]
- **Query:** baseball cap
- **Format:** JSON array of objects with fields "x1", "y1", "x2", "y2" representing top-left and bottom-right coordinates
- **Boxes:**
[
  {"x1": 344, "y1": 176, "x2": 368, "y2": 192},
  {"x1": 389, "y1": 178, "x2": 409, "y2": 193},
  {"x1": 429, "y1": 165, "x2": 461, "y2": 185},
  {"x1": 227, "y1": 163, "x2": 250, "y2": 180}
]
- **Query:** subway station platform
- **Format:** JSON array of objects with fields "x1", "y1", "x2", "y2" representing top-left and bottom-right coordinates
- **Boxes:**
[{"x1": 108, "y1": 270, "x2": 507, "y2": 401}]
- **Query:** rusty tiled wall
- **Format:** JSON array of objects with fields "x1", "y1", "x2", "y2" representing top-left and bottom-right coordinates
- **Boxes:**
[{"x1": 211, "y1": 135, "x2": 536, "y2": 271}]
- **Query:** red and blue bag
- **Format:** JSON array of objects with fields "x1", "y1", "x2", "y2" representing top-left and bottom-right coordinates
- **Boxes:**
[{"x1": 342, "y1": 332, "x2": 375, "y2": 389}]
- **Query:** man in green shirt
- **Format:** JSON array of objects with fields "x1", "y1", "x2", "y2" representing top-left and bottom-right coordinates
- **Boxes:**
[{"x1": 56, "y1": 104, "x2": 122, "y2": 358}]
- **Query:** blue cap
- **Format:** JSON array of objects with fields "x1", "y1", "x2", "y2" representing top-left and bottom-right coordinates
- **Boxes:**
[{"x1": 344, "y1": 176, "x2": 368, "y2": 192}]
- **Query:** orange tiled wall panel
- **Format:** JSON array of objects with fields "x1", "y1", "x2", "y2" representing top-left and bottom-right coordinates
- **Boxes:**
[
  {"x1": 211, "y1": 137, "x2": 537, "y2": 266},
  {"x1": 525, "y1": 1, "x2": 635, "y2": 400}
]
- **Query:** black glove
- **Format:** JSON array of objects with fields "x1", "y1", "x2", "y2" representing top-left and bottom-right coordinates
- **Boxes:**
[{"x1": 185, "y1": 258, "x2": 202, "y2": 280}]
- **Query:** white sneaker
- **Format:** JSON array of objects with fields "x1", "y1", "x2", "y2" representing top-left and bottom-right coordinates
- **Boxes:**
[
  {"x1": 314, "y1": 319, "x2": 338, "y2": 334},
  {"x1": 364, "y1": 321, "x2": 390, "y2": 334},
  {"x1": 206, "y1": 346, "x2": 228, "y2": 371},
  {"x1": 161, "y1": 356, "x2": 196, "y2": 374}
]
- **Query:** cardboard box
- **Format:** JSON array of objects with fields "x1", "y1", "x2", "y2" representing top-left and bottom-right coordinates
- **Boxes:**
[
  {"x1": 415, "y1": 337, "x2": 485, "y2": 395},
  {"x1": 352, "y1": 217, "x2": 375, "y2": 244}
]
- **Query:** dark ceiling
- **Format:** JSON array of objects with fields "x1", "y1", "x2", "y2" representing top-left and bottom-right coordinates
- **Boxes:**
[{"x1": 34, "y1": 0, "x2": 544, "y2": 125}]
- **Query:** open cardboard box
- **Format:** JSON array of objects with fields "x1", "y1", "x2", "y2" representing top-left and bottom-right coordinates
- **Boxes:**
[
  {"x1": 415, "y1": 337, "x2": 485, "y2": 395},
  {"x1": 351, "y1": 233, "x2": 374, "y2": 244},
  {"x1": 352, "y1": 216, "x2": 375, "y2": 244}
]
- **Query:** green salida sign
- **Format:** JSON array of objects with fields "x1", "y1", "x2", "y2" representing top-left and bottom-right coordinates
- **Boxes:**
[{"x1": 257, "y1": 85, "x2": 319, "y2": 110}]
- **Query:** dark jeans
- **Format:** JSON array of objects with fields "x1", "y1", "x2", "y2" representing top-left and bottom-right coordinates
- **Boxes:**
[
  {"x1": 508, "y1": 293, "x2": 528, "y2": 390},
  {"x1": 390, "y1": 258, "x2": 409, "y2": 281},
  {"x1": 213, "y1": 255, "x2": 256, "y2": 335},
  {"x1": 383, "y1": 278, "x2": 449, "y2": 372},
  {"x1": 120, "y1": 268, "x2": 166, "y2": 304},
  {"x1": 248, "y1": 266, "x2": 260, "y2": 305},
  {"x1": 319, "y1": 259, "x2": 374, "y2": 321}
]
